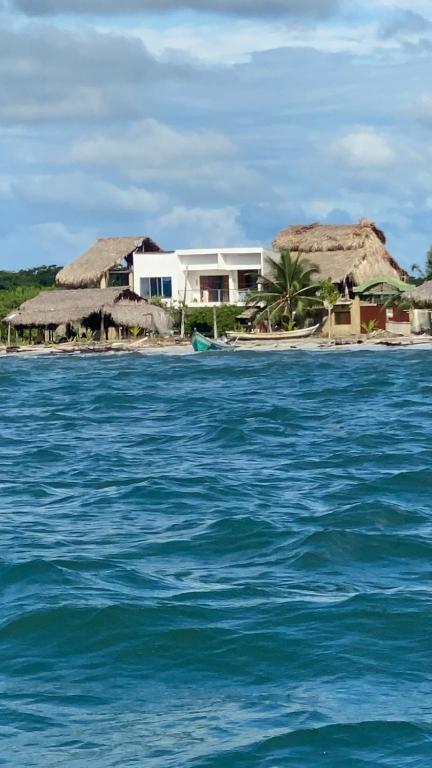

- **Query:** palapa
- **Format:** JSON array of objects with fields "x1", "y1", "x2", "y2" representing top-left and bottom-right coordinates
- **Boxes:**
[
  {"x1": 402, "y1": 281, "x2": 432, "y2": 306},
  {"x1": 108, "y1": 301, "x2": 173, "y2": 335},
  {"x1": 56, "y1": 236, "x2": 162, "y2": 288},
  {"x1": 273, "y1": 219, "x2": 405, "y2": 285},
  {"x1": 4, "y1": 288, "x2": 172, "y2": 334}
]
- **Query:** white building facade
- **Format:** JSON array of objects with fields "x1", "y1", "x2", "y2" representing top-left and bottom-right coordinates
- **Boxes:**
[{"x1": 132, "y1": 247, "x2": 275, "y2": 306}]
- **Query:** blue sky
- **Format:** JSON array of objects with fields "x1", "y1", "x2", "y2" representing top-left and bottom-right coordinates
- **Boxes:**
[{"x1": 0, "y1": 0, "x2": 431, "y2": 270}]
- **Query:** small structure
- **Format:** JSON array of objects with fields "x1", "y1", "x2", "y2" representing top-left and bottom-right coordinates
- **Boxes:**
[
  {"x1": 133, "y1": 247, "x2": 273, "y2": 306},
  {"x1": 273, "y1": 219, "x2": 406, "y2": 293},
  {"x1": 4, "y1": 288, "x2": 172, "y2": 340},
  {"x1": 273, "y1": 220, "x2": 408, "y2": 337},
  {"x1": 56, "y1": 237, "x2": 163, "y2": 289},
  {"x1": 402, "y1": 281, "x2": 432, "y2": 334},
  {"x1": 403, "y1": 280, "x2": 432, "y2": 306}
]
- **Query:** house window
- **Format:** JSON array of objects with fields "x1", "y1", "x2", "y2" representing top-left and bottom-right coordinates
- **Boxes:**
[
  {"x1": 140, "y1": 277, "x2": 172, "y2": 299},
  {"x1": 238, "y1": 270, "x2": 259, "y2": 291},
  {"x1": 334, "y1": 310, "x2": 351, "y2": 325},
  {"x1": 200, "y1": 275, "x2": 229, "y2": 303}
]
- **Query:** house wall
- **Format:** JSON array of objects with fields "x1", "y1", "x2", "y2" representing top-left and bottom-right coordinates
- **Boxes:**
[
  {"x1": 133, "y1": 248, "x2": 266, "y2": 306},
  {"x1": 321, "y1": 298, "x2": 362, "y2": 337}
]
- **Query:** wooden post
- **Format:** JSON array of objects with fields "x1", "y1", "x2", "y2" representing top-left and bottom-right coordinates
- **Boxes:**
[
  {"x1": 181, "y1": 266, "x2": 189, "y2": 338},
  {"x1": 323, "y1": 300, "x2": 333, "y2": 344},
  {"x1": 7, "y1": 323, "x2": 11, "y2": 347},
  {"x1": 213, "y1": 306, "x2": 218, "y2": 339},
  {"x1": 100, "y1": 311, "x2": 105, "y2": 341}
]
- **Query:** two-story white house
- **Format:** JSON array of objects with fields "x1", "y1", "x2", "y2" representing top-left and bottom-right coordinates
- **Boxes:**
[
  {"x1": 133, "y1": 247, "x2": 275, "y2": 306},
  {"x1": 56, "y1": 236, "x2": 275, "y2": 307}
]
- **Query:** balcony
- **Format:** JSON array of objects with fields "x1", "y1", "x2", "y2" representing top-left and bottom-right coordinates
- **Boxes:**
[{"x1": 178, "y1": 289, "x2": 250, "y2": 305}]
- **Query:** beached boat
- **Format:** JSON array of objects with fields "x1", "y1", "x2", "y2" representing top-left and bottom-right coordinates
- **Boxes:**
[
  {"x1": 226, "y1": 324, "x2": 320, "y2": 342},
  {"x1": 191, "y1": 330, "x2": 236, "y2": 352}
]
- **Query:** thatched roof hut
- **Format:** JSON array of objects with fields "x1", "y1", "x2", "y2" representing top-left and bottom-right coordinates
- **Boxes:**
[
  {"x1": 56, "y1": 236, "x2": 162, "y2": 288},
  {"x1": 273, "y1": 219, "x2": 406, "y2": 286},
  {"x1": 108, "y1": 301, "x2": 172, "y2": 335},
  {"x1": 4, "y1": 288, "x2": 172, "y2": 334},
  {"x1": 402, "y1": 281, "x2": 432, "y2": 306}
]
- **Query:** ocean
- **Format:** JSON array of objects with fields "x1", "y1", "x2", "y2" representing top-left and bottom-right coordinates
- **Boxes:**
[{"x1": 1, "y1": 349, "x2": 431, "y2": 767}]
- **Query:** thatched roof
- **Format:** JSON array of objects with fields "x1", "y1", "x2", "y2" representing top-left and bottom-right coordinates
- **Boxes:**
[
  {"x1": 4, "y1": 288, "x2": 171, "y2": 333},
  {"x1": 273, "y1": 219, "x2": 405, "y2": 285},
  {"x1": 403, "y1": 281, "x2": 432, "y2": 305},
  {"x1": 56, "y1": 236, "x2": 162, "y2": 288},
  {"x1": 109, "y1": 301, "x2": 173, "y2": 334}
]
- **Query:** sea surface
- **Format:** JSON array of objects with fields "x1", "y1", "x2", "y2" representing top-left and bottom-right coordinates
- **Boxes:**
[{"x1": 1, "y1": 348, "x2": 432, "y2": 767}]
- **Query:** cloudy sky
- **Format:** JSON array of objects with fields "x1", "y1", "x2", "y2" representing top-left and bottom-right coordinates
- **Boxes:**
[{"x1": 0, "y1": 0, "x2": 431, "y2": 270}]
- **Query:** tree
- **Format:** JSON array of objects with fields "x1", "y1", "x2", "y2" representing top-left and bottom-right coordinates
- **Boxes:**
[
  {"x1": 426, "y1": 247, "x2": 432, "y2": 279},
  {"x1": 247, "y1": 250, "x2": 320, "y2": 329},
  {"x1": 316, "y1": 279, "x2": 341, "y2": 343},
  {"x1": 411, "y1": 246, "x2": 432, "y2": 282}
]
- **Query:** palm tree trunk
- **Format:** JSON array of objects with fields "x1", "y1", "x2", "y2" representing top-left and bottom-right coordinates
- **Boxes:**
[{"x1": 267, "y1": 308, "x2": 272, "y2": 333}]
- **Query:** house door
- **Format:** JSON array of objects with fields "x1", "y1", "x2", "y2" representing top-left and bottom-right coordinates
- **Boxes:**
[{"x1": 200, "y1": 275, "x2": 229, "y2": 303}]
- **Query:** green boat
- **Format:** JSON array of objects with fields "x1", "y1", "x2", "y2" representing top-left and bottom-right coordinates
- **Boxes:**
[{"x1": 191, "y1": 330, "x2": 236, "y2": 352}]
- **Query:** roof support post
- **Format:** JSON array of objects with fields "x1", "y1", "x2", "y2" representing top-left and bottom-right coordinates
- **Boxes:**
[{"x1": 7, "y1": 322, "x2": 11, "y2": 347}]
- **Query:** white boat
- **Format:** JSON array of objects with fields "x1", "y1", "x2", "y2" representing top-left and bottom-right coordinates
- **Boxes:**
[{"x1": 226, "y1": 324, "x2": 320, "y2": 341}]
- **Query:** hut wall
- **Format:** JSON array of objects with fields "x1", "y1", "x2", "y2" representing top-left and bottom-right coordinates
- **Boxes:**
[
  {"x1": 360, "y1": 303, "x2": 387, "y2": 332},
  {"x1": 320, "y1": 298, "x2": 362, "y2": 337}
]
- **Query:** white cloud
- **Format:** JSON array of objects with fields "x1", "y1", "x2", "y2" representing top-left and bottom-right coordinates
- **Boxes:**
[
  {"x1": 414, "y1": 93, "x2": 432, "y2": 122},
  {"x1": 154, "y1": 206, "x2": 247, "y2": 248},
  {"x1": 11, "y1": 173, "x2": 164, "y2": 213},
  {"x1": 116, "y1": 19, "x2": 391, "y2": 66},
  {"x1": 368, "y1": 0, "x2": 432, "y2": 18},
  {"x1": 13, "y1": 0, "x2": 340, "y2": 17},
  {"x1": 71, "y1": 120, "x2": 235, "y2": 172},
  {"x1": 70, "y1": 120, "x2": 261, "y2": 205},
  {"x1": 0, "y1": 222, "x2": 96, "y2": 270},
  {"x1": 332, "y1": 129, "x2": 395, "y2": 169}
]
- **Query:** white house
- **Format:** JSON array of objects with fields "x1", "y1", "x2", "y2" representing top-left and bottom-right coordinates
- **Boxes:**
[{"x1": 132, "y1": 247, "x2": 275, "y2": 306}]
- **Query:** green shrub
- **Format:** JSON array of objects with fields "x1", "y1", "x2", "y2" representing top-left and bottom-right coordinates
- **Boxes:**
[
  {"x1": 361, "y1": 319, "x2": 379, "y2": 334},
  {"x1": 182, "y1": 305, "x2": 242, "y2": 336}
]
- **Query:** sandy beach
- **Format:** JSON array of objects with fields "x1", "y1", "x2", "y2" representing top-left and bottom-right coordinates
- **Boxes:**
[{"x1": 2, "y1": 334, "x2": 432, "y2": 359}]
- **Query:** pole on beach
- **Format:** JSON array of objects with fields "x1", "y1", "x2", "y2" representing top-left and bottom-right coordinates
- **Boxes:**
[
  {"x1": 7, "y1": 322, "x2": 11, "y2": 347},
  {"x1": 213, "y1": 306, "x2": 218, "y2": 339},
  {"x1": 324, "y1": 300, "x2": 332, "y2": 344},
  {"x1": 180, "y1": 307, "x2": 185, "y2": 338},
  {"x1": 181, "y1": 266, "x2": 189, "y2": 338}
]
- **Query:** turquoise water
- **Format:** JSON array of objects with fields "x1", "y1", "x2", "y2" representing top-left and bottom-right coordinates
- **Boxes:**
[{"x1": 1, "y1": 349, "x2": 432, "y2": 767}]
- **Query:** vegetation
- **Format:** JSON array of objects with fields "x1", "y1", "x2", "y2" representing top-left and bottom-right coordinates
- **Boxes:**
[
  {"x1": 246, "y1": 250, "x2": 320, "y2": 329},
  {"x1": 426, "y1": 247, "x2": 432, "y2": 279},
  {"x1": 411, "y1": 246, "x2": 432, "y2": 283},
  {"x1": 0, "y1": 265, "x2": 60, "y2": 291},
  {"x1": 171, "y1": 305, "x2": 242, "y2": 337},
  {"x1": 316, "y1": 279, "x2": 341, "y2": 342},
  {"x1": 361, "y1": 319, "x2": 379, "y2": 334},
  {"x1": 0, "y1": 265, "x2": 59, "y2": 341}
]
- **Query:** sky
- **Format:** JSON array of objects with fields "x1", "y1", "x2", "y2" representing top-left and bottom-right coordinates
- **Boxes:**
[{"x1": 0, "y1": 0, "x2": 431, "y2": 270}]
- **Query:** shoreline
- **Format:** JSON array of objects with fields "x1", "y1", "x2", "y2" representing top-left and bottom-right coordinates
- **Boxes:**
[{"x1": 2, "y1": 334, "x2": 432, "y2": 359}]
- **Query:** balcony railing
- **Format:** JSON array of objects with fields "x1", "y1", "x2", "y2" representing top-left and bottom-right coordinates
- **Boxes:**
[{"x1": 178, "y1": 289, "x2": 251, "y2": 305}]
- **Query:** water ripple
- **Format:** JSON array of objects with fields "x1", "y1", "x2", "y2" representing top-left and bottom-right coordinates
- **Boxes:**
[{"x1": 1, "y1": 349, "x2": 432, "y2": 766}]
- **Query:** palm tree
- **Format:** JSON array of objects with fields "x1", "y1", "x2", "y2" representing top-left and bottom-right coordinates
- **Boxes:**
[
  {"x1": 247, "y1": 250, "x2": 320, "y2": 330},
  {"x1": 316, "y1": 279, "x2": 341, "y2": 343}
]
